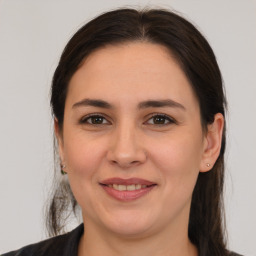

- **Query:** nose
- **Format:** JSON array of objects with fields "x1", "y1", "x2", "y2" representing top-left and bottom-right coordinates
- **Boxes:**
[{"x1": 106, "y1": 123, "x2": 147, "y2": 168}]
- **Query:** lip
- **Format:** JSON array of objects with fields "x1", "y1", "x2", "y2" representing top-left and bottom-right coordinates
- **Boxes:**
[
  {"x1": 99, "y1": 177, "x2": 157, "y2": 202},
  {"x1": 100, "y1": 177, "x2": 156, "y2": 186}
]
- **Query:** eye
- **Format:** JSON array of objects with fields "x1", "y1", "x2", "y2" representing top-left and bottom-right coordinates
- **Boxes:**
[
  {"x1": 80, "y1": 114, "x2": 109, "y2": 125},
  {"x1": 146, "y1": 114, "x2": 176, "y2": 125}
]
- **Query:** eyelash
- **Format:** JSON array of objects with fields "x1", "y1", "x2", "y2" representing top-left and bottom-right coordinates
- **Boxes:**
[
  {"x1": 146, "y1": 113, "x2": 176, "y2": 126},
  {"x1": 79, "y1": 113, "x2": 176, "y2": 126},
  {"x1": 79, "y1": 113, "x2": 110, "y2": 125}
]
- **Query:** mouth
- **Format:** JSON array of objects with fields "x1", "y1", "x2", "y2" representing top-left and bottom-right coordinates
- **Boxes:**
[
  {"x1": 102, "y1": 183, "x2": 152, "y2": 191},
  {"x1": 99, "y1": 177, "x2": 157, "y2": 201}
]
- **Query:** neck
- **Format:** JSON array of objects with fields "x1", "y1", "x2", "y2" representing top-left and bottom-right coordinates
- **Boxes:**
[{"x1": 78, "y1": 219, "x2": 198, "y2": 256}]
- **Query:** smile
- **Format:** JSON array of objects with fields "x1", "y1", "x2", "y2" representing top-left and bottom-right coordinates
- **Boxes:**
[
  {"x1": 106, "y1": 184, "x2": 148, "y2": 191},
  {"x1": 100, "y1": 178, "x2": 157, "y2": 201}
]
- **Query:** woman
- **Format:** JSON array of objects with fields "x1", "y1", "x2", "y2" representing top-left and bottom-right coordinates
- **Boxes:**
[{"x1": 3, "y1": 8, "x2": 242, "y2": 256}]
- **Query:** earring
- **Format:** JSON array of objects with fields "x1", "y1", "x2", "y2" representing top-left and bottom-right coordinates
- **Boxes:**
[
  {"x1": 206, "y1": 163, "x2": 211, "y2": 167},
  {"x1": 60, "y1": 164, "x2": 67, "y2": 175}
]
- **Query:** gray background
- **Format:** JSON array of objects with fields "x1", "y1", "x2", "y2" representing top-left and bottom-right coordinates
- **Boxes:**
[{"x1": 0, "y1": 0, "x2": 255, "y2": 255}]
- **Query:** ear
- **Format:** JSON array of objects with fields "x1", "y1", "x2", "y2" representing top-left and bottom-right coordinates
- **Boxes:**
[
  {"x1": 200, "y1": 113, "x2": 224, "y2": 172},
  {"x1": 54, "y1": 118, "x2": 65, "y2": 163}
]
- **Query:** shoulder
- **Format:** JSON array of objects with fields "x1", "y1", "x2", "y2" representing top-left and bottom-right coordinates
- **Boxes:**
[
  {"x1": 1, "y1": 224, "x2": 84, "y2": 256},
  {"x1": 229, "y1": 252, "x2": 244, "y2": 256},
  {"x1": 1, "y1": 234, "x2": 68, "y2": 256}
]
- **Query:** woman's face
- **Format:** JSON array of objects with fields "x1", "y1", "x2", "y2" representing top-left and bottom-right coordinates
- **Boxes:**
[{"x1": 57, "y1": 42, "x2": 218, "y2": 238}]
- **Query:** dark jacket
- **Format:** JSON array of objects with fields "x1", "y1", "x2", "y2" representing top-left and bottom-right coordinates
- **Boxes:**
[
  {"x1": 2, "y1": 224, "x2": 243, "y2": 256},
  {"x1": 2, "y1": 224, "x2": 83, "y2": 256}
]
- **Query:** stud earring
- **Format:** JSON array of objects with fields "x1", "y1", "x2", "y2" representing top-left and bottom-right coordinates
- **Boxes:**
[
  {"x1": 206, "y1": 163, "x2": 210, "y2": 167},
  {"x1": 60, "y1": 164, "x2": 67, "y2": 175}
]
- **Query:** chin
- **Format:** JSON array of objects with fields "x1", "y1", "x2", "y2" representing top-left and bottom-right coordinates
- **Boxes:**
[
  {"x1": 108, "y1": 224, "x2": 153, "y2": 238},
  {"x1": 101, "y1": 211, "x2": 157, "y2": 238}
]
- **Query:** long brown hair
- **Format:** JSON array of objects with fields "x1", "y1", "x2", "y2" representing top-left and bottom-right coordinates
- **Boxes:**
[{"x1": 48, "y1": 8, "x2": 227, "y2": 255}]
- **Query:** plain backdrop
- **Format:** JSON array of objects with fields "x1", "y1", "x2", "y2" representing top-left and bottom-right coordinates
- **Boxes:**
[{"x1": 0, "y1": 0, "x2": 255, "y2": 255}]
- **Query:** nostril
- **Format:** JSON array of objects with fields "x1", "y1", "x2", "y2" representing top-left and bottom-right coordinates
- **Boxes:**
[
  {"x1": 110, "y1": 160, "x2": 118, "y2": 165},
  {"x1": 131, "y1": 160, "x2": 140, "y2": 165},
  {"x1": 107, "y1": 145, "x2": 147, "y2": 167},
  {"x1": 110, "y1": 159, "x2": 139, "y2": 166}
]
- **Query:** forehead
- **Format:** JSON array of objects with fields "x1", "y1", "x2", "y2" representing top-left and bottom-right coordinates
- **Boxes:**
[
  {"x1": 77, "y1": 42, "x2": 179, "y2": 82},
  {"x1": 66, "y1": 42, "x2": 198, "y2": 109}
]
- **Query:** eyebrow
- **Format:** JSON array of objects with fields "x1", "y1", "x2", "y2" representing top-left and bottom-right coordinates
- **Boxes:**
[
  {"x1": 138, "y1": 99, "x2": 186, "y2": 110},
  {"x1": 72, "y1": 98, "x2": 112, "y2": 109},
  {"x1": 72, "y1": 98, "x2": 185, "y2": 110}
]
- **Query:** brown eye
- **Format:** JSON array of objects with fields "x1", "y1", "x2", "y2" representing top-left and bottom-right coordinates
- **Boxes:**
[
  {"x1": 153, "y1": 116, "x2": 167, "y2": 124},
  {"x1": 147, "y1": 114, "x2": 175, "y2": 125},
  {"x1": 81, "y1": 115, "x2": 109, "y2": 125}
]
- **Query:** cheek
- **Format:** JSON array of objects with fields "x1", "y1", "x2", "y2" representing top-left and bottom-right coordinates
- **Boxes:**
[
  {"x1": 63, "y1": 135, "x2": 107, "y2": 209},
  {"x1": 152, "y1": 135, "x2": 202, "y2": 169},
  {"x1": 148, "y1": 133, "x2": 203, "y2": 192},
  {"x1": 62, "y1": 131, "x2": 108, "y2": 189}
]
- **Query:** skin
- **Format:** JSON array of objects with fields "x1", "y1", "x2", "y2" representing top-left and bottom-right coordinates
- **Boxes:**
[{"x1": 55, "y1": 42, "x2": 224, "y2": 256}]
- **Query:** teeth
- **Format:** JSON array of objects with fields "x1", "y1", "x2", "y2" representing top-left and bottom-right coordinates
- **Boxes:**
[
  {"x1": 110, "y1": 184, "x2": 149, "y2": 191},
  {"x1": 136, "y1": 184, "x2": 141, "y2": 189},
  {"x1": 113, "y1": 184, "x2": 118, "y2": 190},
  {"x1": 127, "y1": 184, "x2": 136, "y2": 191},
  {"x1": 118, "y1": 185, "x2": 126, "y2": 191}
]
